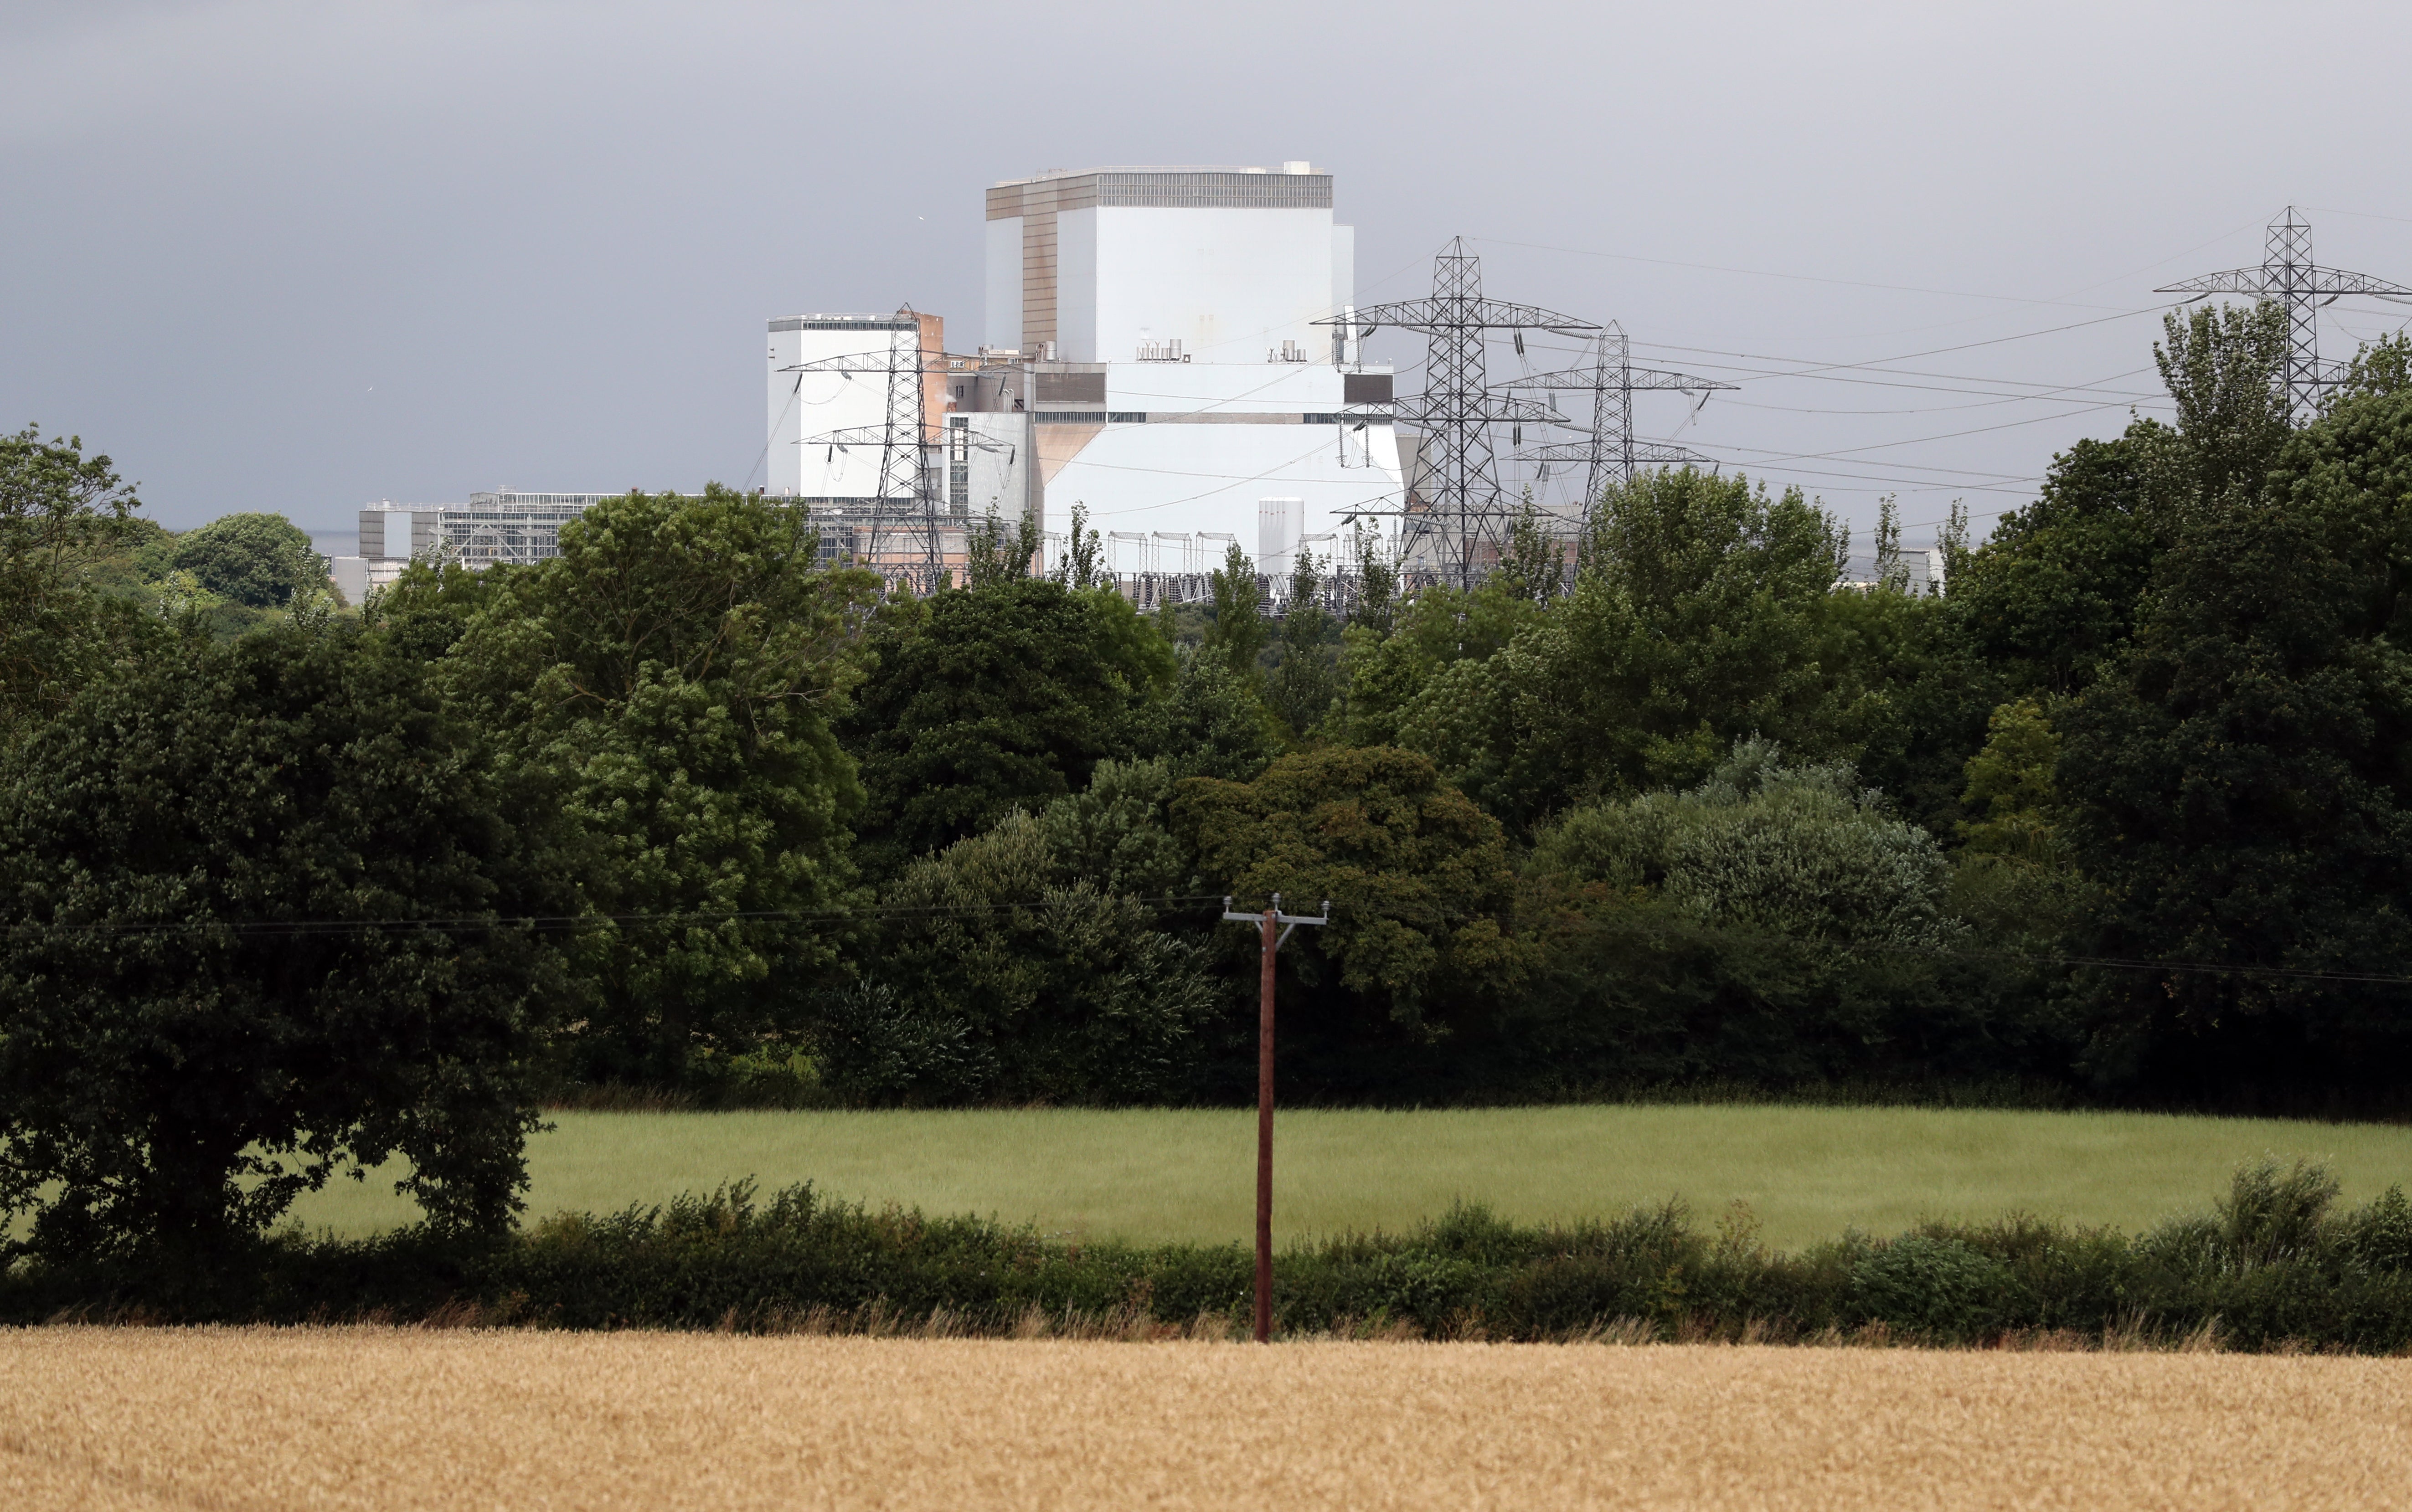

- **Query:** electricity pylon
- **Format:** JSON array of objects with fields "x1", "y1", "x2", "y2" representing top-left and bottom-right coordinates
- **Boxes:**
[
  {"x1": 1496, "y1": 321, "x2": 1735, "y2": 512},
  {"x1": 1319, "y1": 239, "x2": 1596, "y2": 589},
  {"x1": 786, "y1": 318, "x2": 942, "y2": 588},
  {"x1": 2157, "y1": 207, "x2": 2412, "y2": 423}
]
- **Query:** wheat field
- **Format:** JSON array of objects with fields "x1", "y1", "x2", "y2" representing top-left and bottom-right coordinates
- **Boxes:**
[{"x1": 5, "y1": 1328, "x2": 2408, "y2": 1511}]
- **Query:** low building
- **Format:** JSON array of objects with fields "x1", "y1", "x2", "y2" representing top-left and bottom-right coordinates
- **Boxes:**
[{"x1": 328, "y1": 491, "x2": 611, "y2": 605}]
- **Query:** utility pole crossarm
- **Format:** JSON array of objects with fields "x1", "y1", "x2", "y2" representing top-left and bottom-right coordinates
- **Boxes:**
[
  {"x1": 1392, "y1": 392, "x2": 1576, "y2": 428},
  {"x1": 797, "y1": 426, "x2": 890, "y2": 448},
  {"x1": 778, "y1": 348, "x2": 944, "y2": 374},
  {"x1": 1497, "y1": 365, "x2": 1736, "y2": 394},
  {"x1": 1317, "y1": 298, "x2": 1601, "y2": 336},
  {"x1": 1516, "y1": 438, "x2": 1715, "y2": 467},
  {"x1": 2156, "y1": 268, "x2": 2412, "y2": 302}
]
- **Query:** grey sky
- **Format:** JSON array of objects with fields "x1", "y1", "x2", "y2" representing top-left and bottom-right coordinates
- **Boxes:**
[{"x1": 5, "y1": 0, "x2": 2408, "y2": 548}]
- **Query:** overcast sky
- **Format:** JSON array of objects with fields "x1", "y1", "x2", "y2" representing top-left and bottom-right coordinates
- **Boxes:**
[{"x1": 6, "y1": 0, "x2": 2410, "y2": 549}]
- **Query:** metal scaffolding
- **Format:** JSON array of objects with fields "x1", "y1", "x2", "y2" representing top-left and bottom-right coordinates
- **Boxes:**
[{"x1": 2156, "y1": 207, "x2": 2412, "y2": 424}]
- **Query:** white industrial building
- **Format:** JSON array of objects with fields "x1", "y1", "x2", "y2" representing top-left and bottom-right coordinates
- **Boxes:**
[
  {"x1": 766, "y1": 162, "x2": 1403, "y2": 591},
  {"x1": 328, "y1": 491, "x2": 612, "y2": 605}
]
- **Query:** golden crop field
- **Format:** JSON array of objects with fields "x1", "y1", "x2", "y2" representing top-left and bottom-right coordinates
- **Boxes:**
[{"x1": 5, "y1": 1328, "x2": 2408, "y2": 1511}]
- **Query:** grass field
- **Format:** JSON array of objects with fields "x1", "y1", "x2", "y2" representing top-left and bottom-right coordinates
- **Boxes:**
[
  {"x1": 283, "y1": 1105, "x2": 2412, "y2": 1250},
  {"x1": 8, "y1": 1327, "x2": 2409, "y2": 1510}
]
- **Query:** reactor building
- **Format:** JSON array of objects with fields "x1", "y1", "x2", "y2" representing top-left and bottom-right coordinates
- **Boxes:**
[{"x1": 767, "y1": 162, "x2": 1403, "y2": 592}]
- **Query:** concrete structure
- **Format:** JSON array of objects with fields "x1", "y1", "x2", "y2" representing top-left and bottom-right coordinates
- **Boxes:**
[
  {"x1": 766, "y1": 310, "x2": 943, "y2": 502},
  {"x1": 330, "y1": 490, "x2": 611, "y2": 605},
  {"x1": 973, "y1": 163, "x2": 1403, "y2": 567}
]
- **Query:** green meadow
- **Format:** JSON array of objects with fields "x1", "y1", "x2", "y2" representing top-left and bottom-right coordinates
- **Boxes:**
[{"x1": 284, "y1": 1104, "x2": 2412, "y2": 1251}]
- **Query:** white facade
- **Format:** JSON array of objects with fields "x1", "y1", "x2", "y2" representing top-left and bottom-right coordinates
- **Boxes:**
[
  {"x1": 766, "y1": 312, "x2": 922, "y2": 500},
  {"x1": 982, "y1": 165, "x2": 1403, "y2": 560},
  {"x1": 332, "y1": 491, "x2": 611, "y2": 605}
]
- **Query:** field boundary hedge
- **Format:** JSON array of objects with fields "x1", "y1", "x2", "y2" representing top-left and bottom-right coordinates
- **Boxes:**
[{"x1": 10, "y1": 1162, "x2": 2411, "y2": 1351}]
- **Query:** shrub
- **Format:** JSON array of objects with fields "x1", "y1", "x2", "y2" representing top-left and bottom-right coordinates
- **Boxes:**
[{"x1": 1848, "y1": 1234, "x2": 2014, "y2": 1340}]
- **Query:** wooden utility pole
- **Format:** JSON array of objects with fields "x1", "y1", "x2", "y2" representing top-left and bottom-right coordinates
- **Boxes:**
[{"x1": 1221, "y1": 892, "x2": 1330, "y2": 1344}]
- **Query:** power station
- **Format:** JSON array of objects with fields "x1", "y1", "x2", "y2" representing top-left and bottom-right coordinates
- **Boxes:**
[{"x1": 768, "y1": 163, "x2": 1405, "y2": 595}]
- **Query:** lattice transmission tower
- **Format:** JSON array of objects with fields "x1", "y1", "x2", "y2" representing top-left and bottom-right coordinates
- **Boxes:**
[
  {"x1": 2156, "y1": 207, "x2": 2412, "y2": 423},
  {"x1": 1320, "y1": 239, "x2": 1596, "y2": 588},
  {"x1": 1496, "y1": 321, "x2": 1734, "y2": 513},
  {"x1": 785, "y1": 314, "x2": 944, "y2": 590}
]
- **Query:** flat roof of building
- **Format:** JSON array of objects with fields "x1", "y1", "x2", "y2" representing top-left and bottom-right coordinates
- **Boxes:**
[
  {"x1": 987, "y1": 166, "x2": 1332, "y2": 217},
  {"x1": 769, "y1": 313, "x2": 920, "y2": 332}
]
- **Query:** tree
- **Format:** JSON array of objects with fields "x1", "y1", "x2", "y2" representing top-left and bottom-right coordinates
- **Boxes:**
[
  {"x1": 1496, "y1": 497, "x2": 1567, "y2": 606},
  {"x1": 821, "y1": 801, "x2": 1217, "y2": 1105},
  {"x1": 0, "y1": 626, "x2": 570, "y2": 1271},
  {"x1": 1335, "y1": 572, "x2": 1544, "y2": 751},
  {"x1": 0, "y1": 426, "x2": 155, "y2": 741},
  {"x1": 1391, "y1": 468, "x2": 1846, "y2": 830},
  {"x1": 966, "y1": 509, "x2": 1042, "y2": 588},
  {"x1": 1123, "y1": 651, "x2": 1280, "y2": 782},
  {"x1": 1264, "y1": 547, "x2": 1338, "y2": 738},
  {"x1": 1174, "y1": 746, "x2": 1519, "y2": 1044},
  {"x1": 173, "y1": 512, "x2": 325, "y2": 609},
  {"x1": 1949, "y1": 428, "x2": 2171, "y2": 699},
  {"x1": 1534, "y1": 739, "x2": 1959, "y2": 950},
  {"x1": 441, "y1": 486, "x2": 875, "y2": 1083},
  {"x1": 2057, "y1": 388, "x2": 2412, "y2": 1095},
  {"x1": 1054, "y1": 501, "x2": 1107, "y2": 589},
  {"x1": 1519, "y1": 742, "x2": 2044, "y2": 1090},
  {"x1": 1201, "y1": 542, "x2": 1265, "y2": 679},
  {"x1": 2155, "y1": 301, "x2": 2291, "y2": 505},
  {"x1": 844, "y1": 573, "x2": 1174, "y2": 879}
]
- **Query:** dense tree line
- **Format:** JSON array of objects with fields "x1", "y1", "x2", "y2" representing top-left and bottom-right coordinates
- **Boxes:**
[{"x1": 5, "y1": 306, "x2": 2412, "y2": 1263}]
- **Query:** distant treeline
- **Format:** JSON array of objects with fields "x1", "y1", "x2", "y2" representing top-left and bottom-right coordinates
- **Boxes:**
[{"x1": 3, "y1": 306, "x2": 2412, "y2": 1264}]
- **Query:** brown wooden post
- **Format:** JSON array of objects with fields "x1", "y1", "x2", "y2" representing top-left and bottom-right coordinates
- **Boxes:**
[{"x1": 1255, "y1": 902, "x2": 1277, "y2": 1344}]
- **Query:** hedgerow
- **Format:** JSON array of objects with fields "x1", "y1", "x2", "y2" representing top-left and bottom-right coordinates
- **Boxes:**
[{"x1": 10, "y1": 1161, "x2": 2411, "y2": 1351}]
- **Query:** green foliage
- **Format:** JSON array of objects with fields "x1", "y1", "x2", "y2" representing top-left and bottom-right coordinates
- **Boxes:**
[
  {"x1": 1200, "y1": 542, "x2": 1265, "y2": 681},
  {"x1": 441, "y1": 486, "x2": 874, "y2": 1082},
  {"x1": 1123, "y1": 652, "x2": 1280, "y2": 782},
  {"x1": 1536, "y1": 740, "x2": 1959, "y2": 949},
  {"x1": 2057, "y1": 390, "x2": 2412, "y2": 1092},
  {"x1": 21, "y1": 1164, "x2": 2412, "y2": 1353},
  {"x1": 0, "y1": 425, "x2": 157, "y2": 740},
  {"x1": 1513, "y1": 744, "x2": 2059, "y2": 1092},
  {"x1": 843, "y1": 573, "x2": 1174, "y2": 878},
  {"x1": 2330, "y1": 332, "x2": 2412, "y2": 409},
  {"x1": 1947, "y1": 698, "x2": 2084, "y2": 946},
  {"x1": 1350, "y1": 521, "x2": 1399, "y2": 638},
  {"x1": 1957, "y1": 698, "x2": 2065, "y2": 860},
  {"x1": 1175, "y1": 746, "x2": 1518, "y2": 1034},
  {"x1": 1495, "y1": 497, "x2": 1567, "y2": 606},
  {"x1": 2155, "y1": 301, "x2": 2291, "y2": 504},
  {"x1": 2217, "y1": 1157, "x2": 2340, "y2": 1268},
  {"x1": 965, "y1": 509, "x2": 1041, "y2": 588},
  {"x1": 1339, "y1": 574, "x2": 1542, "y2": 750},
  {"x1": 1848, "y1": 1234, "x2": 2011, "y2": 1337},
  {"x1": 826, "y1": 801, "x2": 1217, "y2": 1105},
  {"x1": 1949, "y1": 428, "x2": 2170, "y2": 698},
  {"x1": 1265, "y1": 548, "x2": 1339, "y2": 739},
  {"x1": 0, "y1": 626, "x2": 570, "y2": 1270},
  {"x1": 1392, "y1": 468, "x2": 1848, "y2": 830},
  {"x1": 1054, "y1": 501, "x2": 1107, "y2": 589},
  {"x1": 172, "y1": 511, "x2": 323, "y2": 608}
]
